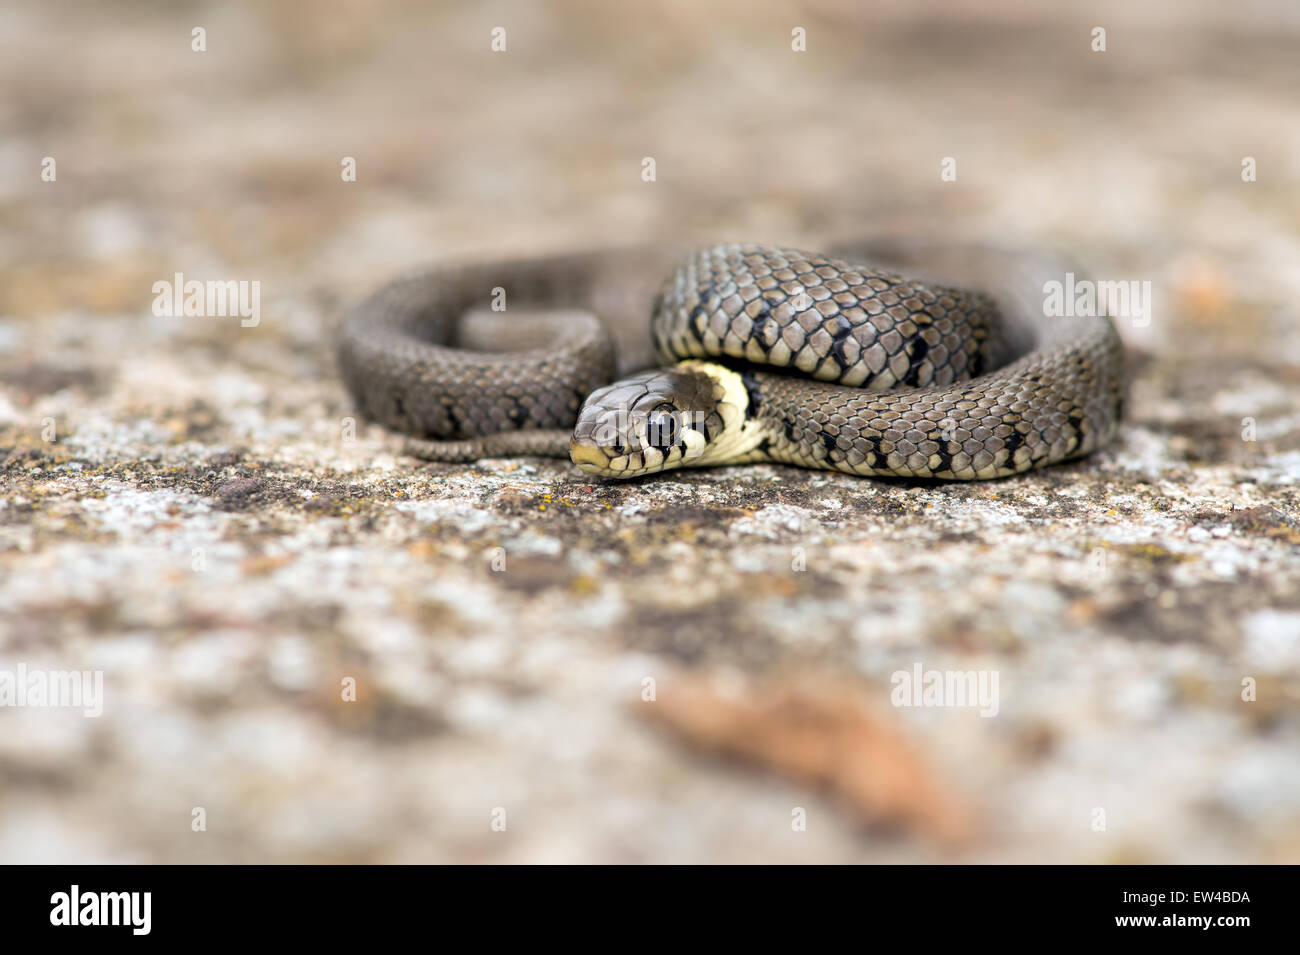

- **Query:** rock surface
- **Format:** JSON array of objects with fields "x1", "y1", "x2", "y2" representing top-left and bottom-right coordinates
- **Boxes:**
[{"x1": 0, "y1": 0, "x2": 1297, "y2": 862}]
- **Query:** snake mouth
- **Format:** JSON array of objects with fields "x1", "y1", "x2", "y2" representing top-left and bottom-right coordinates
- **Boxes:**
[{"x1": 569, "y1": 440, "x2": 611, "y2": 474}]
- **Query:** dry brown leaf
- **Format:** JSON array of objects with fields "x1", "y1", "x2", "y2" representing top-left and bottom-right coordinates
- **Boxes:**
[
  {"x1": 239, "y1": 554, "x2": 294, "y2": 576},
  {"x1": 643, "y1": 672, "x2": 977, "y2": 848}
]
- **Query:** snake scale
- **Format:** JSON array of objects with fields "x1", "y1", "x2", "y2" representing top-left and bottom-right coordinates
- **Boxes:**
[{"x1": 337, "y1": 240, "x2": 1124, "y2": 479}]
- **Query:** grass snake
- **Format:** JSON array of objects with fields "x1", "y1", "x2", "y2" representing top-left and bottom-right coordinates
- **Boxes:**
[{"x1": 337, "y1": 240, "x2": 1124, "y2": 480}]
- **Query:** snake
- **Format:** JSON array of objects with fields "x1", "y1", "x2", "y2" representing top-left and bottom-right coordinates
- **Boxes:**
[{"x1": 337, "y1": 240, "x2": 1124, "y2": 480}]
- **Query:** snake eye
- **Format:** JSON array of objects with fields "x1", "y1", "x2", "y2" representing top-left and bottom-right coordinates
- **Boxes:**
[{"x1": 646, "y1": 403, "x2": 681, "y2": 450}]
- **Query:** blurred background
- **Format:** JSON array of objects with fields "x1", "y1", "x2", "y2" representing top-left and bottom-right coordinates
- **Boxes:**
[{"x1": 0, "y1": 0, "x2": 1297, "y2": 863}]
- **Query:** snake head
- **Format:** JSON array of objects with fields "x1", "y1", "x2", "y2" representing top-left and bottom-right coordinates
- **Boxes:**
[{"x1": 569, "y1": 361, "x2": 748, "y2": 478}]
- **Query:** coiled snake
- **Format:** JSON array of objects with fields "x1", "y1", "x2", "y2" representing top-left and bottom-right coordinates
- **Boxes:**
[{"x1": 337, "y1": 240, "x2": 1124, "y2": 479}]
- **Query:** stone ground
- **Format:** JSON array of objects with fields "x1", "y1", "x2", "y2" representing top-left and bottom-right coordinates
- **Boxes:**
[{"x1": 1, "y1": 1, "x2": 1297, "y2": 862}]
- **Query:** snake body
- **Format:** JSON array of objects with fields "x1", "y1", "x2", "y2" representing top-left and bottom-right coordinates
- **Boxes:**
[{"x1": 337, "y1": 241, "x2": 1124, "y2": 479}]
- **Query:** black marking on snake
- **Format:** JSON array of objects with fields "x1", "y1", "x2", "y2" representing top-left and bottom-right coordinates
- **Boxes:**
[
  {"x1": 446, "y1": 404, "x2": 464, "y2": 435},
  {"x1": 867, "y1": 435, "x2": 890, "y2": 471},
  {"x1": 902, "y1": 335, "x2": 929, "y2": 387},
  {"x1": 739, "y1": 370, "x2": 763, "y2": 416},
  {"x1": 748, "y1": 300, "x2": 774, "y2": 342},
  {"x1": 933, "y1": 445, "x2": 954, "y2": 473},
  {"x1": 689, "y1": 301, "x2": 708, "y2": 335},
  {"x1": 1066, "y1": 410, "x2": 1086, "y2": 451},
  {"x1": 1002, "y1": 426, "x2": 1024, "y2": 458},
  {"x1": 930, "y1": 427, "x2": 957, "y2": 473},
  {"x1": 830, "y1": 315, "x2": 855, "y2": 368},
  {"x1": 691, "y1": 274, "x2": 723, "y2": 325}
]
